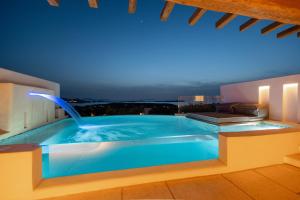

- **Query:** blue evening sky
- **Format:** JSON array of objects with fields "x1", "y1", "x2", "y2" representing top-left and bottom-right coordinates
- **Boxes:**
[{"x1": 0, "y1": 0, "x2": 299, "y2": 100}]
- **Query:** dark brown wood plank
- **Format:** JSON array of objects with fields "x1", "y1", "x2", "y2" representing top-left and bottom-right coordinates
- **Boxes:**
[
  {"x1": 128, "y1": 0, "x2": 137, "y2": 14},
  {"x1": 277, "y1": 25, "x2": 300, "y2": 38},
  {"x1": 47, "y1": 0, "x2": 59, "y2": 7},
  {"x1": 239, "y1": 18, "x2": 259, "y2": 32},
  {"x1": 188, "y1": 8, "x2": 207, "y2": 26},
  {"x1": 168, "y1": 0, "x2": 300, "y2": 25},
  {"x1": 160, "y1": 1, "x2": 176, "y2": 21},
  {"x1": 88, "y1": 0, "x2": 98, "y2": 8},
  {"x1": 261, "y1": 21, "x2": 284, "y2": 35},
  {"x1": 216, "y1": 13, "x2": 237, "y2": 29}
]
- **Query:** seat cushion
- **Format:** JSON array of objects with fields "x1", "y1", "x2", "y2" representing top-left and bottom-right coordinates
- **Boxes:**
[
  {"x1": 186, "y1": 112, "x2": 263, "y2": 124},
  {"x1": 215, "y1": 103, "x2": 237, "y2": 113},
  {"x1": 232, "y1": 104, "x2": 259, "y2": 116}
]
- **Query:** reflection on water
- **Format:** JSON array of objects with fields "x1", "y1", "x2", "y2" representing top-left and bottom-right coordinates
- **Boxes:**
[{"x1": 74, "y1": 123, "x2": 149, "y2": 142}]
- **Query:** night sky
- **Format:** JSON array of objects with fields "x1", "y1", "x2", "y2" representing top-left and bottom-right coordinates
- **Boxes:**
[{"x1": 0, "y1": 0, "x2": 300, "y2": 100}]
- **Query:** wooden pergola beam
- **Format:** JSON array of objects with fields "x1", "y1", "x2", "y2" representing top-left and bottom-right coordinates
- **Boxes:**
[
  {"x1": 167, "y1": 0, "x2": 300, "y2": 25},
  {"x1": 188, "y1": 8, "x2": 206, "y2": 26},
  {"x1": 261, "y1": 22, "x2": 284, "y2": 35},
  {"x1": 88, "y1": 0, "x2": 98, "y2": 8},
  {"x1": 240, "y1": 18, "x2": 259, "y2": 32},
  {"x1": 128, "y1": 0, "x2": 137, "y2": 14},
  {"x1": 277, "y1": 25, "x2": 300, "y2": 39},
  {"x1": 216, "y1": 13, "x2": 237, "y2": 29},
  {"x1": 47, "y1": 0, "x2": 59, "y2": 7},
  {"x1": 160, "y1": 1, "x2": 176, "y2": 21}
]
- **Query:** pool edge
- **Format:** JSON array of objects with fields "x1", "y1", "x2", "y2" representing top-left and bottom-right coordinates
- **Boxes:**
[{"x1": 1, "y1": 121, "x2": 300, "y2": 199}]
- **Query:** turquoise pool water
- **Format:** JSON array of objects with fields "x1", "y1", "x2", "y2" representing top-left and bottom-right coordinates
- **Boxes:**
[{"x1": 0, "y1": 115, "x2": 288, "y2": 178}]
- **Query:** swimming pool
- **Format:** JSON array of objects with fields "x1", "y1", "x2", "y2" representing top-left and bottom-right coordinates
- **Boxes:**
[{"x1": 0, "y1": 115, "x2": 289, "y2": 178}]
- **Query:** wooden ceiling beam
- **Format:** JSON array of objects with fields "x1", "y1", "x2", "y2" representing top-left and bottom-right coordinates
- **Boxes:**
[
  {"x1": 239, "y1": 18, "x2": 259, "y2": 32},
  {"x1": 216, "y1": 13, "x2": 237, "y2": 29},
  {"x1": 128, "y1": 0, "x2": 137, "y2": 14},
  {"x1": 188, "y1": 8, "x2": 206, "y2": 26},
  {"x1": 160, "y1": 1, "x2": 176, "y2": 21},
  {"x1": 167, "y1": 0, "x2": 300, "y2": 25},
  {"x1": 261, "y1": 22, "x2": 284, "y2": 35},
  {"x1": 88, "y1": 0, "x2": 98, "y2": 8},
  {"x1": 47, "y1": 0, "x2": 59, "y2": 7},
  {"x1": 277, "y1": 25, "x2": 300, "y2": 39}
]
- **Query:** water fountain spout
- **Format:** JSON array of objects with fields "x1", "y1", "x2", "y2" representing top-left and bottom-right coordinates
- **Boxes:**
[{"x1": 29, "y1": 92, "x2": 82, "y2": 126}]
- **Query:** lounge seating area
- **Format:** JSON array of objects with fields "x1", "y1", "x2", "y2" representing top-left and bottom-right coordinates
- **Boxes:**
[{"x1": 186, "y1": 103, "x2": 268, "y2": 125}]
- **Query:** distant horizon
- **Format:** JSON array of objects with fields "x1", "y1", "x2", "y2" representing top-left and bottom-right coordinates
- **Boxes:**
[
  {"x1": 61, "y1": 71, "x2": 300, "y2": 100},
  {"x1": 1, "y1": 65, "x2": 300, "y2": 101},
  {"x1": 64, "y1": 97, "x2": 183, "y2": 102}
]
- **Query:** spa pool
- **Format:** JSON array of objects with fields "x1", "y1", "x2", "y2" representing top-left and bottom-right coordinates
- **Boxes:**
[{"x1": 0, "y1": 115, "x2": 288, "y2": 178}]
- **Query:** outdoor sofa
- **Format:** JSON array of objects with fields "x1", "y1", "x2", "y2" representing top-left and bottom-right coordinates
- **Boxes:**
[{"x1": 186, "y1": 103, "x2": 268, "y2": 125}]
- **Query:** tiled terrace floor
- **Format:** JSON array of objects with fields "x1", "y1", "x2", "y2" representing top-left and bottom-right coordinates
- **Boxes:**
[{"x1": 44, "y1": 164, "x2": 300, "y2": 200}]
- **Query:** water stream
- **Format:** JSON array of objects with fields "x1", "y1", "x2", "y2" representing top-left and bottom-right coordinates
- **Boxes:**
[{"x1": 29, "y1": 92, "x2": 83, "y2": 126}]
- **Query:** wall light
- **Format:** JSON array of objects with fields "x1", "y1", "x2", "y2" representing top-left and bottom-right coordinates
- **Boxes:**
[
  {"x1": 259, "y1": 85, "x2": 270, "y2": 90},
  {"x1": 194, "y1": 95, "x2": 204, "y2": 102},
  {"x1": 258, "y1": 85, "x2": 270, "y2": 106},
  {"x1": 282, "y1": 83, "x2": 298, "y2": 122},
  {"x1": 283, "y1": 83, "x2": 298, "y2": 88}
]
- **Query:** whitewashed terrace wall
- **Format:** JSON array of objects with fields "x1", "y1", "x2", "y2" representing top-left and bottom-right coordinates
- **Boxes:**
[
  {"x1": 0, "y1": 83, "x2": 56, "y2": 140},
  {"x1": 221, "y1": 74, "x2": 300, "y2": 123},
  {"x1": 0, "y1": 67, "x2": 60, "y2": 96}
]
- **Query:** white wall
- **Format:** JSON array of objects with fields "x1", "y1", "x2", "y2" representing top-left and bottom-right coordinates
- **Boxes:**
[
  {"x1": 221, "y1": 74, "x2": 300, "y2": 123},
  {"x1": 0, "y1": 69, "x2": 66, "y2": 140},
  {"x1": 0, "y1": 84, "x2": 13, "y2": 132},
  {"x1": 0, "y1": 83, "x2": 56, "y2": 140},
  {"x1": 0, "y1": 67, "x2": 60, "y2": 97}
]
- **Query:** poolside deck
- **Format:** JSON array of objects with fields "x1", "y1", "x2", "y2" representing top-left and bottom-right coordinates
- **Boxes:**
[{"x1": 44, "y1": 164, "x2": 300, "y2": 200}]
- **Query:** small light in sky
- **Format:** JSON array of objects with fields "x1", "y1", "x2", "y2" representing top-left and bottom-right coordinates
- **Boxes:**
[{"x1": 137, "y1": 17, "x2": 144, "y2": 24}]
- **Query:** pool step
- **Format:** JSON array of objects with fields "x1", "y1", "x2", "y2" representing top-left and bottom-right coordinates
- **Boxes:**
[{"x1": 284, "y1": 153, "x2": 300, "y2": 168}]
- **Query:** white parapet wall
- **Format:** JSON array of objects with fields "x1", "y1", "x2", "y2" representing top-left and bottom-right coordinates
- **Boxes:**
[
  {"x1": 0, "y1": 68, "x2": 64, "y2": 140},
  {"x1": 0, "y1": 67, "x2": 60, "y2": 97},
  {"x1": 221, "y1": 74, "x2": 300, "y2": 123},
  {"x1": 0, "y1": 83, "x2": 56, "y2": 140}
]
